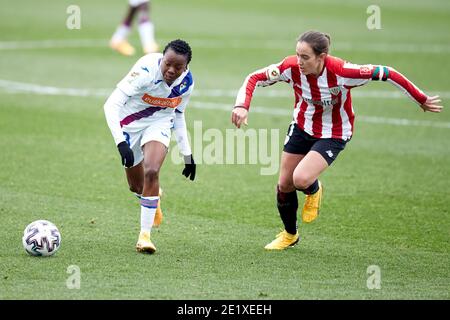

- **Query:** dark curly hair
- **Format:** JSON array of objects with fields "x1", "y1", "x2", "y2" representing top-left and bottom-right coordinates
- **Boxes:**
[{"x1": 163, "y1": 39, "x2": 192, "y2": 64}]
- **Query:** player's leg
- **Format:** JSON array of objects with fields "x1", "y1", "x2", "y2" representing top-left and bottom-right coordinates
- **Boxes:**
[
  {"x1": 264, "y1": 152, "x2": 304, "y2": 250},
  {"x1": 125, "y1": 161, "x2": 144, "y2": 195},
  {"x1": 265, "y1": 123, "x2": 310, "y2": 250},
  {"x1": 293, "y1": 151, "x2": 327, "y2": 223},
  {"x1": 135, "y1": 141, "x2": 167, "y2": 254},
  {"x1": 135, "y1": 123, "x2": 171, "y2": 254},
  {"x1": 118, "y1": 131, "x2": 157, "y2": 252},
  {"x1": 125, "y1": 161, "x2": 163, "y2": 228},
  {"x1": 278, "y1": 152, "x2": 304, "y2": 234},
  {"x1": 294, "y1": 138, "x2": 347, "y2": 223},
  {"x1": 136, "y1": 1, "x2": 159, "y2": 54},
  {"x1": 110, "y1": 1, "x2": 142, "y2": 56},
  {"x1": 122, "y1": 130, "x2": 145, "y2": 196}
]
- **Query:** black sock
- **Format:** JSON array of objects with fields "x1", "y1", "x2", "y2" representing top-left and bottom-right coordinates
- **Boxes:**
[
  {"x1": 276, "y1": 185, "x2": 298, "y2": 235},
  {"x1": 301, "y1": 179, "x2": 319, "y2": 195}
]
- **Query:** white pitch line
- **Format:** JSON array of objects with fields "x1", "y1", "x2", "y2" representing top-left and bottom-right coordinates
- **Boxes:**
[
  {"x1": 0, "y1": 79, "x2": 448, "y2": 129},
  {"x1": 0, "y1": 79, "x2": 110, "y2": 97},
  {"x1": 1, "y1": 79, "x2": 449, "y2": 99},
  {"x1": 1, "y1": 38, "x2": 450, "y2": 54},
  {"x1": 0, "y1": 39, "x2": 106, "y2": 50}
]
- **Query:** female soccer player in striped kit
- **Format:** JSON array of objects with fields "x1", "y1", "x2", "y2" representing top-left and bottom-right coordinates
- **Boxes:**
[{"x1": 231, "y1": 30, "x2": 443, "y2": 250}]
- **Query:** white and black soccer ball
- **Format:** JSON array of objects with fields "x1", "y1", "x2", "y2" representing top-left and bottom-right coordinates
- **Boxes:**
[{"x1": 22, "y1": 220, "x2": 61, "y2": 257}]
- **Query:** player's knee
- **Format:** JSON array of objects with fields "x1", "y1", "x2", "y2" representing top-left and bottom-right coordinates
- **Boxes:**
[
  {"x1": 129, "y1": 184, "x2": 143, "y2": 195},
  {"x1": 137, "y1": 2, "x2": 148, "y2": 11},
  {"x1": 277, "y1": 180, "x2": 296, "y2": 193},
  {"x1": 137, "y1": 2, "x2": 149, "y2": 22},
  {"x1": 293, "y1": 173, "x2": 313, "y2": 190},
  {"x1": 143, "y1": 167, "x2": 159, "y2": 183}
]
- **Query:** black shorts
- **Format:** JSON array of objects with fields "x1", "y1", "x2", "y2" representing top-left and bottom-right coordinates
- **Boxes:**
[{"x1": 283, "y1": 123, "x2": 348, "y2": 165}]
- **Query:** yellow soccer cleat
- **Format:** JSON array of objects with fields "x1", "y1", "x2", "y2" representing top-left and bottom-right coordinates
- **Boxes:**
[
  {"x1": 264, "y1": 230, "x2": 299, "y2": 250},
  {"x1": 110, "y1": 40, "x2": 136, "y2": 56},
  {"x1": 301, "y1": 181, "x2": 323, "y2": 223},
  {"x1": 136, "y1": 231, "x2": 156, "y2": 254},
  {"x1": 143, "y1": 42, "x2": 160, "y2": 54},
  {"x1": 153, "y1": 188, "x2": 163, "y2": 228},
  {"x1": 153, "y1": 201, "x2": 163, "y2": 228}
]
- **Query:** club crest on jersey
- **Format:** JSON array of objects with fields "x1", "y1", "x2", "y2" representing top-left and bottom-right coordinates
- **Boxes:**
[
  {"x1": 329, "y1": 86, "x2": 341, "y2": 96},
  {"x1": 359, "y1": 65, "x2": 373, "y2": 76},
  {"x1": 266, "y1": 66, "x2": 280, "y2": 81},
  {"x1": 180, "y1": 81, "x2": 187, "y2": 92},
  {"x1": 127, "y1": 71, "x2": 140, "y2": 84}
]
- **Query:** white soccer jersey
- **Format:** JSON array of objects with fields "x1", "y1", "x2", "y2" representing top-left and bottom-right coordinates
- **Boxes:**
[{"x1": 116, "y1": 53, "x2": 194, "y2": 133}]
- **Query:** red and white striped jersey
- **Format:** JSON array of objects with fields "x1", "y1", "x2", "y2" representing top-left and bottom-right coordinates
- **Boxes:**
[{"x1": 235, "y1": 55, "x2": 428, "y2": 141}]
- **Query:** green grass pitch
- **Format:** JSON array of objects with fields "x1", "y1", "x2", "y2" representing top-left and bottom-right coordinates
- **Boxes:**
[{"x1": 0, "y1": 0, "x2": 449, "y2": 299}]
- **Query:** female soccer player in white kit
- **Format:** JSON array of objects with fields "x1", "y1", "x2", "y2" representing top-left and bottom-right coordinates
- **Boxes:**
[
  {"x1": 104, "y1": 39, "x2": 196, "y2": 254},
  {"x1": 231, "y1": 30, "x2": 443, "y2": 250}
]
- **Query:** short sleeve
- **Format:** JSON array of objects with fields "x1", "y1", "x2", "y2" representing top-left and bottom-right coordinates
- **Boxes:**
[{"x1": 117, "y1": 57, "x2": 153, "y2": 97}]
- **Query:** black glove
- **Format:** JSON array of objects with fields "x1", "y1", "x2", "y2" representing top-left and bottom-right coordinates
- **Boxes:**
[
  {"x1": 117, "y1": 141, "x2": 134, "y2": 168},
  {"x1": 182, "y1": 155, "x2": 196, "y2": 181}
]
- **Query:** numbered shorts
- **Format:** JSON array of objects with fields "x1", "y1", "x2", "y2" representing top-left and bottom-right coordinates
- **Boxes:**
[
  {"x1": 122, "y1": 119, "x2": 172, "y2": 167},
  {"x1": 283, "y1": 122, "x2": 347, "y2": 166},
  {"x1": 129, "y1": 0, "x2": 149, "y2": 7}
]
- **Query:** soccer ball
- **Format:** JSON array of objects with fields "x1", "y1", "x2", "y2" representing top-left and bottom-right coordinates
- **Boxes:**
[{"x1": 22, "y1": 220, "x2": 61, "y2": 256}]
